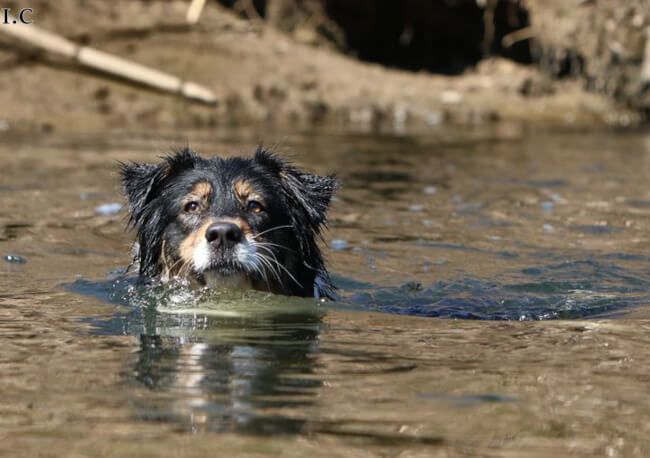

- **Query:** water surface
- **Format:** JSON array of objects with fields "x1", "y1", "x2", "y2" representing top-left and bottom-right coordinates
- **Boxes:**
[{"x1": 3, "y1": 128, "x2": 650, "y2": 456}]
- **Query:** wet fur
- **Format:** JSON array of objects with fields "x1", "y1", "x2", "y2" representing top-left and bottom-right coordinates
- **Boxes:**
[{"x1": 120, "y1": 147, "x2": 338, "y2": 298}]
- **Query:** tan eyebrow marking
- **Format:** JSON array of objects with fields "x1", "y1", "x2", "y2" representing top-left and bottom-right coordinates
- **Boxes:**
[
  {"x1": 190, "y1": 181, "x2": 212, "y2": 199},
  {"x1": 181, "y1": 181, "x2": 212, "y2": 208},
  {"x1": 233, "y1": 179, "x2": 264, "y2": 204},
  {"x1": 233, "y1": 179, "x2": 254, "y2": 199}
]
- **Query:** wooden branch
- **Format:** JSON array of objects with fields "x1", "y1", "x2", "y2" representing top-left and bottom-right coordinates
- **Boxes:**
[
  {"x1": 642, "y1": 27, "x2": 650, "y2": 83},
  {"x1": 0, "y1": 15, "x2": 217, "y2": 105},
  {"x1": 481, "y1": 0, "x2": 497, "y2": 57},
  {"x1": 501, "y1": 26, "x2": 535, "y2": 48},
  {"x1": 186, "y1": 0, "x2": 207, "y2": 24}
]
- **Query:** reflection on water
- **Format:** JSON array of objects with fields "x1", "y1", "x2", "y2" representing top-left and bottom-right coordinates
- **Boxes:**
[
  {"x1": 77, "y1": 280, "x2": 326, "y2": 434},
  {"x1": 82, "y1": 281, "x2": 448, "y2": 444},
  {"x1": 132, "y1": 312, "x2": 321, "y2": 435}
]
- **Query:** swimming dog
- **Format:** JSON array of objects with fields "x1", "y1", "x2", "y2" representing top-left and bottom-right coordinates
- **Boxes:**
[{"x1": 120, "y1": 147, "x2": 338, "y2": 299}]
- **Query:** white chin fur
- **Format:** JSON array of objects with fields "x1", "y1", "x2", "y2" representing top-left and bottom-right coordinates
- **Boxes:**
[
  {"x1": 235, "y1": 239, "x2": 258, "y2": 269},
  {"x1": 191, "y1": 236, "x2": 259, "y2": 290},
  {"x1": 192, "y1": 238, "x2": 213, "y2": 272}
]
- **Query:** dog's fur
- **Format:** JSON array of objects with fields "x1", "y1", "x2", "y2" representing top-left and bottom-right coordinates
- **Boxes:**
[{"x1": 120, "y1": 147, "x2": 338, "y2": 299}]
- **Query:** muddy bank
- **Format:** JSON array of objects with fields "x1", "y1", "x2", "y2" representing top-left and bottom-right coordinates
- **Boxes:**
[
  {"x1": 527, "y1": 0, "x2": 650, "y2": 115},
  {"x1": 0, "y1": 0, "x2": 642, "y2": 134},
  {"x1": 227, "y1": 0, "x2": 650, "y2": 118}
]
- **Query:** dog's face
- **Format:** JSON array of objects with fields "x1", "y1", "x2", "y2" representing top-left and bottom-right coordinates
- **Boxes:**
[{"x1": 121, "y1": 148, "x2": 337, "y2": 298}]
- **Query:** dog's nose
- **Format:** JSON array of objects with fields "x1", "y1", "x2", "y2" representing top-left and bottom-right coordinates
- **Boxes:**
[{"x1": 205, "y1": 222, "x2": 243, "y2": 247}]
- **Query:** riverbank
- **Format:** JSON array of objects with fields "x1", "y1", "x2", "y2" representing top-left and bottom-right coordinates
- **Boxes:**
[{"x1": 0, "y1": 0, "x2": 642, "y2": 134}]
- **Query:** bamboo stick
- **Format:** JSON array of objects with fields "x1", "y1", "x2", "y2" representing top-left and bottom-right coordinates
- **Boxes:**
[
  {"x1": 0, "y1": 15, "x2": 217, "y2": 105},
  {"x1": 186, "y1": 0, "x2": 207, "y2": 24}
]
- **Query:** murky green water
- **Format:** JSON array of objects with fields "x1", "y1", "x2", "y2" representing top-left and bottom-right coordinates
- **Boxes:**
[{"x1": 3, "y1": 127, "x2": 650, "y2": 456}]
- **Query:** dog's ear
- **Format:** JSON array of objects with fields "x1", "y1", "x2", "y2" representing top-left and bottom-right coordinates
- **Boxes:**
[
  {"x1": 120, "y1": 149, "x2": 199, "y2": 277},
  {"x1": 255, "y1": 147, "x2": 338, "y2": 297},
  {"x1": 120, "y1": 148, "x2": 199, "y2": 225},
  {"x1": 254, "y1": 147, "x2": 338, "y2": 232},
  {"x1": 120, "y1": 162, "x2": 167, "y2": 222},
  {"x1": 119, "y1": 161, "x2": 169, "y2": 276}
]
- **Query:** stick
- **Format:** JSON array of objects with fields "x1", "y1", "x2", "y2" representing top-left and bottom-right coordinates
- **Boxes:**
[
  {"x1": 186, "y1": 0, "x2": 207, "y2": 24},
  {"x1": 501, "y1": 26, "x2": 535, "y2": 48},
  {"x1": 642, "y1": 27, "x2": 650, "y2": 83},
  {"x1": 0, "y1": 15, "x2": 217, "y2": 105},
  {"x1": 481, "y1": 0, "x2": 497, "y2": 57}
]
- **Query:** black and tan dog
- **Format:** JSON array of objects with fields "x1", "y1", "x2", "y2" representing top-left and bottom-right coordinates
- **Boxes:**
[{"x1": 120, "y1": 147, "x2": 338, "y2": 299}]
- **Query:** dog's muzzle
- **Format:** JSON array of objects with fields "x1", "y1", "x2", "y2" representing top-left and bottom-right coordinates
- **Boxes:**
[{"x1": 192, "y1": 220, "x2": 257, "y2": 289}]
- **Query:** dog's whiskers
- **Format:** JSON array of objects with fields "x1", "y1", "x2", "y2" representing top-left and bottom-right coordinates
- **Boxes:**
[
  {"x1": 254, "y1": 240, "x2": 299, "y2": 255},
  {"x1": 162, "y1": 252, "x2": 189, "y2": 278},
  {"x1": 254, "y1": 243, "x2": 303, "y2": 289},
  {"x1": 251, "y1": 224, "x2": 293, "y2": 239},
  {"x1": 247, "y1": 242, "x2": 287, "y2": 288},
  {"x1": 258, "y1": 256, "x2": 280, "y2": 284},
  {"x1": 253, "y1": 251, "x2": 282, "y2": 286},
  {"x1": 249, "y1": 255, "x2": 272, "y2": 289}
]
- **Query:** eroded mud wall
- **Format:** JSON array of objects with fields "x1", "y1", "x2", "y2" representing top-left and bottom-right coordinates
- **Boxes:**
[
  {"x1": 526, "y1": 0, "x2": 650, "y2": 113},
  {"x1": 220, "y1": 0, "x2": 650, "y2": 114}
]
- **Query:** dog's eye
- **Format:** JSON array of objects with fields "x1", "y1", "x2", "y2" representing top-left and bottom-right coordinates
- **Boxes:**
[
  {"x1": 184, "y1": 201, "x2": 200, "y2": 213},
  {"x1": 247, "y1": 200, "x2": 264, "y2": 213}
]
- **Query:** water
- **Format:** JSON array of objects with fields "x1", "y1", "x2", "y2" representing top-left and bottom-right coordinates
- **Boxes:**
[{"x1": 3, "y1": 127, "x2": 650, "y2": 456}]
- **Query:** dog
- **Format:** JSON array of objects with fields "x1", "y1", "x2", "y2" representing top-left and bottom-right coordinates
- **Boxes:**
[{"x1": 120, "y1": 147, "x2": 338, "y2": 299}]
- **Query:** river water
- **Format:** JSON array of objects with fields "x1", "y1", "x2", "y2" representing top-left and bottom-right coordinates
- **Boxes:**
[{"x1": 2, "y1": 127, "x2": 650, "y2": 457}]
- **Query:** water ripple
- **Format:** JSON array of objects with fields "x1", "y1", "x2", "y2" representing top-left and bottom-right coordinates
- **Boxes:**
[{"x1": 341, "y1": 258, "x2": 650, "y2": 320}]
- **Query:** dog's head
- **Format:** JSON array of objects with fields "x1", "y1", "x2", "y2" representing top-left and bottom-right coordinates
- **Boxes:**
[{"x1": 120, "y1": 147, "x2": 338, "y2": 298}]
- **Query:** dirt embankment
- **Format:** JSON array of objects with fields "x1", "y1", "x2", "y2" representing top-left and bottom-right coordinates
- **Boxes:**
[
  {"x1": 0, "y1": 0, "x2": 644, "y2": 134},
  {"x1": 526, "y1": 0, "x2": 650, "y2": 115}
]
